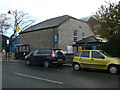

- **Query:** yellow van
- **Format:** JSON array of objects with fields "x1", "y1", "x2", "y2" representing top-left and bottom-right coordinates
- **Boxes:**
[{"x1": 72, "y1": 50, "x2": 120, "y2": 74}]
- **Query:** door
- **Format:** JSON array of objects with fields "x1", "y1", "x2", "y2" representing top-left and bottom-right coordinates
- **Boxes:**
[
  {"x1": 79, "y1": 51, "x2": 91, "y2": 68},
  {"x1": 29, "y1": 50, "x2": 39, "y2": 65},
  {"x1": 90, "y1": 51, "x2": 109, "y2": 69}
]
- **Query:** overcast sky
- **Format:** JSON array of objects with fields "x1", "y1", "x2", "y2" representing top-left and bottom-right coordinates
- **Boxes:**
[{"x1": 0, "y1": 0, "x2": 119, "y2": 24}]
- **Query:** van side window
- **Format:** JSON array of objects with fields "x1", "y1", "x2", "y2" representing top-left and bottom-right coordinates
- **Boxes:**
[
  {"x1": 33, "y1": 50, "x2": 38, "y2": 55},
  {"x1": 81, "y1": 51, "x2": 90, "y2": 57},
  {"x1": 38, "y1": 49, "x2": 44, "y2": 54},
  {"x1": 92, "y1": 51, "x2": 104, "y2": 58},
  {"x1": 38, "y1": 49, "x2": 51, "y2": 54},
  {"x1": 44, "y1": 50, "x2": 51, "y2": 54}
]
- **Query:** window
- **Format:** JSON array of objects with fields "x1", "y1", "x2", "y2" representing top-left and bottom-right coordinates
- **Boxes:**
[
  {"x1": 82, "y1": 31, "x2": 86, "y2": 38},
  {"x1": 81, "y1": 51, "x2": 90, "y2": 57},
  {"x1": 75, "y1": 51, "x2": 81, "y2": 57},
  {"x1": 33, "y1": 50, "x2": 38, "y2": 55},
  {"x1": 94, "y1": 25, "x2": 99, "y2": 33},
  {"x1": 92, "y1": 51, "x2": 104, "y2": 58},
  {"x1": 79, "y1": 26, "x2": 81, "y2": 29},
  {"x1": 38, "y1": 49, "x2": 51, "y2": 54},
  {"x1": 44, "y1": 50, "x2": 52, "y2": 54},
  {"x1": 73, "y1": 37, "x2": 77, "y2": 42},
  {"x1": 73, "y1": 30, "x2": 78, "y2": 42},
  {"x1": 74, "y1": 30, "x2": 77, "y2": 36},
  {"x1": 75, "y1": 53, "x2": 80, "y2": 57}
]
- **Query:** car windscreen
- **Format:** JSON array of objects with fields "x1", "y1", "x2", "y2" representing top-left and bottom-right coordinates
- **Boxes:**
[{"x1": 100, "y1": 51, "x2": 112, "y2": 57}]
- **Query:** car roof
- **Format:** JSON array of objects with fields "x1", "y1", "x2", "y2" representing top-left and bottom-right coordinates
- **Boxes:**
[
  {"x1": 38, "y1": 48, "x2": 61, "y2": 50},
  {"x1": 79, "y1": 50, "x2": 102, "y2": 51}
]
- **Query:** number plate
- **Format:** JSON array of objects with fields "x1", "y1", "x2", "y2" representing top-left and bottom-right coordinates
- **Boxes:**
[{"x1": 58, "y1": 59, "x2": 63, "y2": 61}]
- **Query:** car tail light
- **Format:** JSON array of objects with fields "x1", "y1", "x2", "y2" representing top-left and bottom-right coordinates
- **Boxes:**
[{"x1": 51, "y1": 50, "x2": 55, "y2": 57}]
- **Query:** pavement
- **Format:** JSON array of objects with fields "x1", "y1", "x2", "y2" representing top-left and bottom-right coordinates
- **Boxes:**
[
  {"x1": 0, "y1": 53, "x2": 73, "y2": 67},
  {"x1": 2, "y1": 59, "x2": 73, "y2": 67},
  {"x1": 63, "y1": 63, "x2": 72, "y2": 67}
]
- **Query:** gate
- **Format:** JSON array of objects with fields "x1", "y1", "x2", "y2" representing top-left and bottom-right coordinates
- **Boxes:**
[{"x1": 14, "y1": 44, "x2": 30, "y2": 60}]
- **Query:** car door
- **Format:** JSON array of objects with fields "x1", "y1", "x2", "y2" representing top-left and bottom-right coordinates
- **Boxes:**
[
  {"x1": 29, "y1": 49, "x2": 39, "y2": 64},
  {"x1": 36, "y1": 49, "x2": 46, "y2": 65},
  {"x1": 90, "y1": 51, "x2": 109, "y2": 69},
  {"x1": 73, "y1": 51, "x2": 81, "y2": 62},
  {"x1": 79, "y1": 51, "x2": 91, "y2": 68}
]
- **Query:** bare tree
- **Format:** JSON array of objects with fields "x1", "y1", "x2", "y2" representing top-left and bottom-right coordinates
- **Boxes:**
[
  {"x1": 0, "y1": 14, "x2": 11, "y2": 35},
  {"x1": 7, "y1": 10, "x2": 36, "y2": 45}
]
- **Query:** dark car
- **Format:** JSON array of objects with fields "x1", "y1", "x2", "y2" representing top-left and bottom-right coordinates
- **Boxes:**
[{"x1": 24, "y1": 48, "x2": 66, "y2": 68}]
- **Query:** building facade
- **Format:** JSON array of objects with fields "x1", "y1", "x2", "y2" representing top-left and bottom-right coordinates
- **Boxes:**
[{"x1": 19, "y1": 15, "x2": 94, "y2": 53}]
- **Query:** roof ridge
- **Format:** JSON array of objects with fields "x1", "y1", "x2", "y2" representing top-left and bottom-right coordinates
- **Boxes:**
[
  {"x1": 31, "y1": 15, "x2": 71, "y2": 27},
  {"x1": 20, "y1": 15, "x2": 71, "y2": 34},
  {"x1": 20, "y1": 15, "x2": 87, "y2": 34}
]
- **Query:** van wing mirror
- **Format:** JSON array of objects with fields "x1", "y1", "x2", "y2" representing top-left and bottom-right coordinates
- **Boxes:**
[{"x1": 31, "y1": 53, "x2": 33, "y2": 56}]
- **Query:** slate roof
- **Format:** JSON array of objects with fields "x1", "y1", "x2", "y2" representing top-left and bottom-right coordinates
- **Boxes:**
[
  {"x1": 20, "y1": 15, "x2": 86, "y2": 34},
  {"x1": 20, "y1": 15, "x2": 72, "y2": 34},
  {"x1": 80, "y1": 16, "x2": 96, "y2": 22},
  {"x1": 76, "y1": 36, "x2": 100, "y2": 44}
]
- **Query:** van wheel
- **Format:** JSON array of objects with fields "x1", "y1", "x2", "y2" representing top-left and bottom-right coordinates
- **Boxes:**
[
  {"x1": 44, "y1": 61, "x2": 50, "y2": 68},
  {"x1": 57, "y1": 64, "x2": 63, "y2": 67},
  {"x1": 25, "y1": 60, "x2": 31, "y2": 66},
  {"x1": 108, "y1": 65, "x2": 119, "y2": 74},
  {"x1": 73, "y1": 63, "x2": 81, "y2": 71}
]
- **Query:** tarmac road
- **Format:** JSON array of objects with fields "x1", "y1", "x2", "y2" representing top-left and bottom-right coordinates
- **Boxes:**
[{"x1": 2, "y1": 60, "x2": 120, "y2": 89}]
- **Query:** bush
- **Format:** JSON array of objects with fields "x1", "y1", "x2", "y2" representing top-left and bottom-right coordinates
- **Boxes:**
[{"x1": 100, "y1": 39, "x2": 120, "y2": 57}]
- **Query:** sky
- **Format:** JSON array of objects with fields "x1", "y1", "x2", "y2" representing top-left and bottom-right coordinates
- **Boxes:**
[
  {"x1": 0, "y1": 0, "x2": 119, "y2": 36},
  {"x1": 0, "y1": 0, "x2": 119, "y2": 22}
]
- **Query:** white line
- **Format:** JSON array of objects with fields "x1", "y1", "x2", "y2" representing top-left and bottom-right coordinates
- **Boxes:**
[{"x1": 15, "y1": 72, "x2": 63, "y2": 85}]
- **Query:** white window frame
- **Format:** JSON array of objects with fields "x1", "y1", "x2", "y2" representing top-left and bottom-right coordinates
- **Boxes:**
[
  {"x1": 82, "y1": 31, "x2": 86, "y2": 39},
  {"x1": 73, "y1": 30, "x2": 78, "y2": 42}
]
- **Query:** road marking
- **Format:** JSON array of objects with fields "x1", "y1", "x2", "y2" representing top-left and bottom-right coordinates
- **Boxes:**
[{"x1": 15, "y1": 72, "x2": 63, "y2": 85}]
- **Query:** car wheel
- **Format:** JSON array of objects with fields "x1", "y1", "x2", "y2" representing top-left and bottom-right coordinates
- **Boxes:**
[
  {"x1": 25, "y1": 60, "x2": 31, "y2": 66},
  {"x1": 108, "y1": 65, "x2": 119, "y2": 74},
  {"x1": 73, "y1": 63, "x2": 81, "y2": 71},
  {"x1": 57, "y1": 64, "x2": 63, "y2": 67},
  {"x1": 44, "y1": 61, "x2": 50, "y2": 68}
]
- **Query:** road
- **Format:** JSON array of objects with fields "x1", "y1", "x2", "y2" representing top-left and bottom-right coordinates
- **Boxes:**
[
  {"x1": 0, "y1": 53, "x2": 2, "y2": 90},
  {"x1": 2, "y1": 61, "x2": 120, "y2": 88}
]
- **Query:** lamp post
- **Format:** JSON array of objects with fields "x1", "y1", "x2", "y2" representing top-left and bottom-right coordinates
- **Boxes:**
[
  {"x1": 7, "y1": 10, "x2": 18, "y2": 49},
  {"x1": 5, "y1": 39, "x2": 10, "y2": 61},
  {"x1": 8, "y1": 10, "x2": 18, "y2": 38},
  {"x1": 7, "y1": 10, "x2": 18, "y2": 61}
]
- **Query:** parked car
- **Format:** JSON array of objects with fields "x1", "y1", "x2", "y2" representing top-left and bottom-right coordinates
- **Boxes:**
[
  {"x1": 72, "y1": 50, "x2": 120, "y2": 74},
  {"x1": 24, "y1": 48, "x2": 66, "y2": 68}
]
